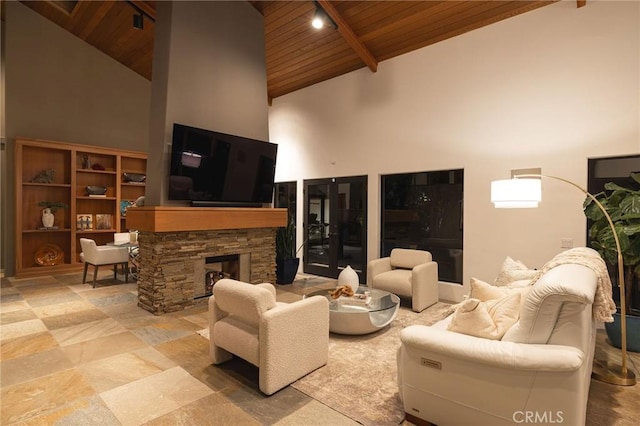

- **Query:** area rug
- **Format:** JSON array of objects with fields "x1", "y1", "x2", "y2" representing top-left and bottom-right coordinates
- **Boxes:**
[{"x1": 291, "y1": 302, "x2": 452, "y2": 426}]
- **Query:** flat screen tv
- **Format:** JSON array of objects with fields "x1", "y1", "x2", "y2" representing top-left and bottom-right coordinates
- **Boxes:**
[{"x1": 169, "y1": 123, "x2": 278, "y2": 207}]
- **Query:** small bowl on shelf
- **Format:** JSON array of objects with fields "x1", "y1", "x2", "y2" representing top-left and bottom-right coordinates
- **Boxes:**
[
  {"x1": 86, "y1": 185, "x2": 107, "y2": 195},
  {"x1": 123, "y1": 172, "x2": 146, "y2": 183}
]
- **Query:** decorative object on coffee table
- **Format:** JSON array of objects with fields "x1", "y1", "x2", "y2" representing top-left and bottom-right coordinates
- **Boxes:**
[
  {"x1": 329, "y1": 285, "x2": 354, "y2": 299},
  {"x1": 337, "y1": 265, "x2": 359, "y2": 293},
  {"x1": 35, "y1": 244, "x2": 64, "y2": 266}
]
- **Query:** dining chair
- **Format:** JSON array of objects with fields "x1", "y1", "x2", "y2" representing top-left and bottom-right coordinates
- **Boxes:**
[{"x1": 80, "y1": 238, "x2": 129, "y2": 287}]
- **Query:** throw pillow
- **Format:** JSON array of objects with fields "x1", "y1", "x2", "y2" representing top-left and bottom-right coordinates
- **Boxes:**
[
  {"x1": 447, "y1": 292, "x2": 521, "y2": 340},
  {"x1": 470, "y1": 277, "x2": 532, "y2": 309},
  {"x1": 494, "y1": 256, "x2": 541, "y2": 287}
]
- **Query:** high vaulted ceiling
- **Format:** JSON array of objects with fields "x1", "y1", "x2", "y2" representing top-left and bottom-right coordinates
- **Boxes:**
[{"x1": 20, "y1": 0, "x2": 570, "y2": 101}]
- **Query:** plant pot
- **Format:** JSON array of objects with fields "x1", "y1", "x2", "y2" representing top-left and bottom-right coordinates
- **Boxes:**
[
  {"x1": 276, "y1": 257, "x2": 299, "y2": 284},
  {"x1": 604, "y1": 312, "x2": 640, "y2": 352}
]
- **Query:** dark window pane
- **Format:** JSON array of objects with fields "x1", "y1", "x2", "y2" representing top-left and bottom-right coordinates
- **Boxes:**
[
  {"x1": 381, "y1": 169, "x2": 463, "y2": 284},
  {"x1": 274, "y1": 181, "x2": 297, "y2": 223}
]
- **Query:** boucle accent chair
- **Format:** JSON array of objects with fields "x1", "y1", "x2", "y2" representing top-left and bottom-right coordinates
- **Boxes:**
[
  {"x1": 397, "y1": 255, "x2": 600, "y2": 425},
  {"x1": 208, "y1": 278, "x2": 330, "y2": 395},
  {"x1": 79, "y1": 238, "x2": 129, "y2": 288},
  {"x1": 367, "y1": 248, "x2": 438, "y2": 312}
]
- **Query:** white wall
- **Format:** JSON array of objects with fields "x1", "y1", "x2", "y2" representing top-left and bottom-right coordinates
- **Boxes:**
[{"x1": 269, "y1": 0, "x2": 640, "y2": 301}]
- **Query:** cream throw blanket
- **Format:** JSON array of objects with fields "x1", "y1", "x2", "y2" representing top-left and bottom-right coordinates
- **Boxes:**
[{"x1": 530, "y1": 247, "x2": 617, "y2": 323}]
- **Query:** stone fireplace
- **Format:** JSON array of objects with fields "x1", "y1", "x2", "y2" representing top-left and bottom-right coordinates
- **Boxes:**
[{"x1": 126, "y1": 207, "x2": 287, "y2": 315}]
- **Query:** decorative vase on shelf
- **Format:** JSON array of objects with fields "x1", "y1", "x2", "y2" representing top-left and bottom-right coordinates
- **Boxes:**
[
  {"x1": 42, "y1": 208, "x2": 54, "y2": 228},
  {"x1": 338, "y1": 265, "x2": 359, "y2": 293}
]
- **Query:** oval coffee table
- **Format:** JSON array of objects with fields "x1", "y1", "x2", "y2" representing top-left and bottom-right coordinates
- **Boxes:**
[{"x1": 305, "y1": 286, "x2": 400, "y2": 335}]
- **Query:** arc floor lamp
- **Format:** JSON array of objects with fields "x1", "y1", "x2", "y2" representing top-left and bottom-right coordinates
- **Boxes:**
[{"x1": 491, "y1": 172, "x2": 636, "y2": 386}]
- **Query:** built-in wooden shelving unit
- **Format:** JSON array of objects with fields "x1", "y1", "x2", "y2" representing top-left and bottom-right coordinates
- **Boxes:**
[{"x1": 15, "y1": 137, "x2": 147, "y2": 277}]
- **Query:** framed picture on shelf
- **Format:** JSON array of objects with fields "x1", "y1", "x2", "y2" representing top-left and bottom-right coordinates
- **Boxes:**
[
  {"x1": 95, "y1": 214, "x2": 113, "y2": 230},
  {"x1": 76, "y1": 214, "x2": 93, "y2": 230}
]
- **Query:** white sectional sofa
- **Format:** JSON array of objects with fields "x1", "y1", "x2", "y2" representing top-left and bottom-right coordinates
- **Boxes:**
[{"x1": 397, "y1": 249, "x2": 605, "y2": 425}]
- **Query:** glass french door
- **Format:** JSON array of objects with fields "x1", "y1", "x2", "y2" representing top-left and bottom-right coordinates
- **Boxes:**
[{"x1": 303, "y1": 176, "x2": 367, "y2": 282}]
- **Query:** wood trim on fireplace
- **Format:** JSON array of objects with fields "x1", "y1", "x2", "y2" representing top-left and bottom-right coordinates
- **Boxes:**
[{"x1": 125, "y1": 207, "x2": 287, "y2": 232}]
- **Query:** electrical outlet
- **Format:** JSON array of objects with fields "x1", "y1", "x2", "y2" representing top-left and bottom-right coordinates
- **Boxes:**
[{"x1": 561, "y1": 238, "x2": 573, "y2": 248}]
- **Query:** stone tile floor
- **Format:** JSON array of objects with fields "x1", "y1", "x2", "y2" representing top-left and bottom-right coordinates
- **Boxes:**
[{"x1": 1, "y1": 271, "x2": 639, "y2": 425}]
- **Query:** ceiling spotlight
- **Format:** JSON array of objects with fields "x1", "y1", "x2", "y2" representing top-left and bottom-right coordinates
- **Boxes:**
[
  {"x1": 311, "y1": 2, "x2": 337, "y2": 30},
  {"x1": 133, "y1": 12, "x2": 144, "y2": 30},
  {"x1": 312, "y1": 8, "x2": 325, "y2": 29}
]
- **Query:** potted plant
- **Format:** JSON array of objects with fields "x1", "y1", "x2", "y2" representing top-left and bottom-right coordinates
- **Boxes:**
[
  {"x1": 276, "y1": 217, "x2": 304, "y2": 284},
  {"x1": 583, "y1": 172, "x2": 640, "y2": 352},
  {"x1": 38, "y1": 201, "x2": 68, "y2": 228}
]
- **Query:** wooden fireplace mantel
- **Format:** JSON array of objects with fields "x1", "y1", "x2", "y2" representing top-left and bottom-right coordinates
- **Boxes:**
[{"x1": 125, "y1": 206, "x2": 287, "y2": 232}]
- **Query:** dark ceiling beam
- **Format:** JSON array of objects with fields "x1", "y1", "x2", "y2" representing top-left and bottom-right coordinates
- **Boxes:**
[{"x1": 316, "y1": 0, "x2": 378, "y2": 72}]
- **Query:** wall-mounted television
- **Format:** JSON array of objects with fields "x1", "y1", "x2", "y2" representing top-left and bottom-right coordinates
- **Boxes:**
[{"x1": 169, "y1": 123, "x2": 278, "y2": 207}]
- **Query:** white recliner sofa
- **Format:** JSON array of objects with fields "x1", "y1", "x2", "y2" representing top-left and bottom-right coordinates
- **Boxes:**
[
  {"x1": 397, "y1": 256, "x2": 600, "y2": 425},
  {"x1": 368, "y1": 248, "x2": 438, "y2": 312},
  {"x1": 208, "y1": 278, "x2": 329, "y2": 395}
]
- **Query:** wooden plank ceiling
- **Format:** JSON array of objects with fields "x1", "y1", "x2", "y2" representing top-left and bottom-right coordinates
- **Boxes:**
[{"x1": 21, "y1": 0, "x2": 562, "y2": 101}]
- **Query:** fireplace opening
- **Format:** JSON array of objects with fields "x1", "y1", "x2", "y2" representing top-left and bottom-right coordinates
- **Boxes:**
[
  {"x1": 198, "y1": 254, "x2": 239, "y2": 299},
  {"x1": 193, "y1": 252, "x2": 251, "y2": 300}
]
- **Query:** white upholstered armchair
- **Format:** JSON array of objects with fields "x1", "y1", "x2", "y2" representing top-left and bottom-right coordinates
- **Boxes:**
[
  {"x1": 208, "y1": 278, "x2": 329, "y2": 395},
  {"x1": 397, "y1": 261, "x2": 600, "y2": 426},
  {"x1": 367, "y1": 248, "x2": 438, "y2": 312}
]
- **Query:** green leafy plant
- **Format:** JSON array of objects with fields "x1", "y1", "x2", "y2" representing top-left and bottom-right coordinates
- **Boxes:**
[
  {"x1": 38, "y1": 201, "x2": 69, "y2": 213},
  {"x1": 583, "y1": 172, "x2": 640, "y2": 315}
]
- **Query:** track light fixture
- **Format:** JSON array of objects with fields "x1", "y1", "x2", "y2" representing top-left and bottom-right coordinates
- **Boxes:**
[
  {"x1": 133, "y1": 12, "x2": 144, "y2": 30},
  {"x1": 312, "y1": 8, "x2": 325, "y2": 29},
  {"x1": 127, "y1": 1, "x2": 155, "y2": 30},
  {"x1": 311, "y1": 1, "x2": 337, "y2": 30}
]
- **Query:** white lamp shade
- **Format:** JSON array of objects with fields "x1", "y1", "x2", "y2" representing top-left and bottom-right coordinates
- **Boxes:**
[{"x1": 491, "y1": 179, "x2": 541, "y2": 208}]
